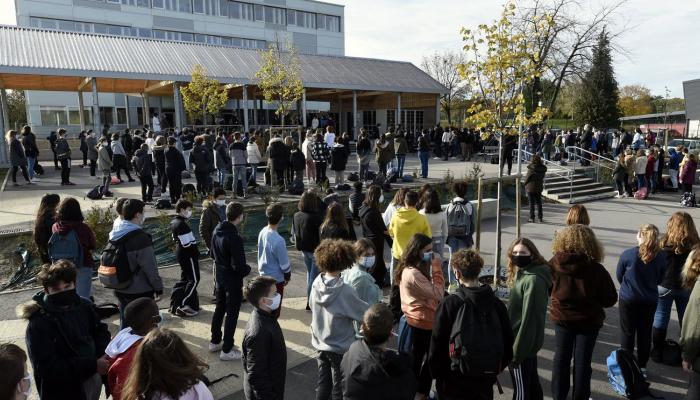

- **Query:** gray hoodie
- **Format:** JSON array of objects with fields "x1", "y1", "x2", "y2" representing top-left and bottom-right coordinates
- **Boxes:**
[{"x1": 310, "y1": 273, "x2": 369, "y2": 354}]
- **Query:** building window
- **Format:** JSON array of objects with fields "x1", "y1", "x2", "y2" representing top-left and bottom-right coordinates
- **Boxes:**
[
  {"x1": 152, "y1": 0, "x2": 163, "y2": 7},
  {"x1": 192, "y1": 0, "x2": 216, "y2": 14},
  {"x1": 253, "y1": 4, "x2": 264, "y2": 21},
  {"x1": 317, "y1": 14, "x2": 340, "y2": 32},
  {"x1": 264, "y1": 6, "x2": 286, "y2": 25},
  {"x1": 229, "y1": 1, "x2": 254, "y2": 20},
  {"x1": 163, "y1": 0, "x2": 191, "y2": 13},
  {"x1": 68, "y1": 108, "x2": 93, "y2": 125},
  {"x1": 362, "y1": 110, "x2": 377, "y2": 132},
  {"x1": 116, "y1": 108, "x2": 128, "y2": 124},
  {"x1": 106, "y1": 0, "x2": 120, "y2": 3},
  {"x1": 40, "y1": 108, "x2": 68, "y2": 126},
  {"x1": 288, "y1": 10, "x2": 316, "y2": 29},
  {"x1": 218, "y1": 0, "x2": 227, "y2": 16},
  {"x1": 100, "y1": 107, "x2": 114, "y2": 125},
  {"x1": 121, "y1": 0, "x2": 150, "y2": 6}
]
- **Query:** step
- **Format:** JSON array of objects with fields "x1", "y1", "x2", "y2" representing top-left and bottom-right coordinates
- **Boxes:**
[
  {"x1": 568, "y1": 191, "x2": 618, "y2": 204},
  {"x1": 544, "y1": 177, "x2": 595, "y2": 189},
  {"x1": 552, "y1": 186, "x2": 617, "y2": 200},
  {"x1": 544, "y1": 173, "x2": 589, "y2": 183},
  {"x1": 544, "y1": 181, "x2": 604, "y2": 195}
]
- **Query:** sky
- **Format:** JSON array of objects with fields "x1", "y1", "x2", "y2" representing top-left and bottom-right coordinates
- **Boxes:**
[{"x1": 1, "y1": 0, "x2": 698, "y2": 98}]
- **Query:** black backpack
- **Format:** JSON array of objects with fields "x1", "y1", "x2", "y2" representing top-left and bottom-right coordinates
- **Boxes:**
[
  {"x1": 98, "y1": 231, "x2": 140, "y2": 290},
  {"x1": 154, "y1": 199, "x2": 172, "y2": 209},
  {"x1": 607, "y1": 348, "x2": 656, "y2": 399},
  {"x1": 449, "y1": 289, "x2": 505, "y2": 377},
  {"x1": 86, "y1": 185, "x2": 104, "y2": 200},
  {"x1": 289, "y1": 178, "x2": 305, "y2": 195}
]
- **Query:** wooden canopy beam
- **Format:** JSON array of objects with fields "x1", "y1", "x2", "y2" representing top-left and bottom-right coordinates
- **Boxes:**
[{"x1": 143, "y1": 80, "x2": 174, "y2": 93}]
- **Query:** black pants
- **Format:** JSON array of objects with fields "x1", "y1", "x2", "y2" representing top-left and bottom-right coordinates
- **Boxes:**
[
  {"x1": 501, "y1": 152, "x2": 514, "y2": 175},
  {"x1": 81, "y1": 150, "x2": 88, "y2": 166},
  {"x1": 437, "y1": 377, "x2": 494, "y2": 400},
  {"x1": 688, "y1": 371, "x2": 700, "y2": 400},
  {"x1": 527, "y1": 192, "x2": 542, "y2": 220},
  {"x1": 210, "y1": 273, "x2": 242, "y2": 353},
  {"x1": 51, "y1": 149, "x2": 59, "y2": 168},
  {"x1": 167, "y1": 168, "x2": 182, "y2": 203},
  {"x1": 156, "y1": 163, "x2": 167, "y2": 192},
  {"x1": 552, "y1": 325, "x2": 598, "y2": 400},
  {"x1": 59, "y1": 158, "x2": 70, "y2": 183},
  {"x1": 116, "y1": 290, "x2": 155, "y2": 329},
  {"x1": 315, "y1": 162, "x2": 327, "y2": 184},
  {"x1": 139, "y1": 174, "x2": 154, "y2": 202},
  {"x1": 172, "y1": 251, "x2": 200, "y2": 311},
  {"x1": 368, "y1": 236, "x2": 387, "y2": 287},
  {"x1": 12, "y1": 165, "x2": 29, "y2": 183},
  {"x1": 113, "y1": 154, "x2": 132, "y2": 181},
  {"x1": 195, "y1": 171, "x2": 209, "y2": 196},
  {"x1": 619, "y1": 300, "x2": 656, "y2": 368},
  {"x1": 412, "y1": 326, "x2": 433, "y2": 395},
  {"x1": 615, "y1": 175, "x2": 632, "y2": 196},
  {"x1": 510, "y1": 356, "x2": 543, "y2": 400},
  {"x1": 683, "y1": 183, "x2": 693, "y2": 193},
  {"x1": 316, "y1": 350, "x2": 343, "y2": 400},
  {"x1": 89, "y1": 159, "x2": 97, "y2": 176}
]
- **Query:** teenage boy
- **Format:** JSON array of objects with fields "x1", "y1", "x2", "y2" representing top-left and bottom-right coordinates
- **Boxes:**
[
  {"x1": 210, "y1": 202, "x2": 251, "y2": 361},
  {"x1": 242, "y1": 276, "x2": 287, "y2": 400},
  {"x1": 311, "y1": 239, "x2": 369, "y2": 400},
  {"x1": 112, "y1": 197, "x2": 127, "y2": 231},
  {"x1": 132, "y1": 143, "x2": 155, "y2": 202},
  {"x1": 199, "y1": 188, "x2": 227, "y2": 255},
  {"x1": 20, "y1": 260, "x2": 111, "y2": 400},
  {"x1": 257, "y1": 204, "x2": 292, "y2": 318},
  {"x1": 108, "y1": 199, "x2": 164, "y2": 326},
  {"x1": 106, "y1": 298, "x2": 160, "y2": 400},
  {"x1": 341, "y1": 304, "x2": 416, "y2": 400},
  {"x1": 170, "y1": 199, "x2": 200, "y2": 317}
]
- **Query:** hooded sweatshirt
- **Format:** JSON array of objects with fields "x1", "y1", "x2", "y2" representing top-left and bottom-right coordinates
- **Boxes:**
[
  {"x1": 152, "y1": 381, "x2": 214, "y2": 400},
  {"x1": 549, "y1": 252, "x2": 617, "y2": 329},
  {"x1": 52, "y1": 220, "x2": 97, "y2": 268},
  {"x1": 106, "y1": 328, "x2": 144, "y2": 400},
  {"x1": 108, "y1": 220, "x2": 164, "y2": 295},
  {"x1": 310, "y1": 274, "x2": 369, "y2": 354},
  {"x1": 340, "y1": 340, "x2": 417, "y2": 400},
  {"x1": 388, "y1": 208, "x2": 432, "y2": 260},
  {"x1": 508, "y1": 262, "x2": 552, "y2": 364}
]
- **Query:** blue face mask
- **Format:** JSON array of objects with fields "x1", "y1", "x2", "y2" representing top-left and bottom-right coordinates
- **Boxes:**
[{"x1": 422, "y1": 251, "x2": 433, "y2": 263}]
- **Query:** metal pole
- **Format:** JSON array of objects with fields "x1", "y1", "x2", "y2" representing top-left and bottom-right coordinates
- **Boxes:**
[
  {"x1": 173, "y1": 83, "x2": 183, "y2": 129},
  {"x1": 91, "y1": 78, "x2": 101, "y2": 133},
  {"x1": 142, "y1": 94, "x2": 149, "y2": 127},
  {"x1": 242, "y1": 85, "x2": 249, "y2": 132},
  {"x1": 253, "y1": 97, "x2": 258, "y2": 128},
  {"x1": 435, "y1": 95, "x2": 441, "y2": 127},
  {"x1": 352, "y1": 90, "x2": 358, "y2": 140},
  {"x1": 338, "y1": 94, "x2": 343, "y2": 133},
  {"x1": 475, "y1": 177, "x2": 483, "y2": 250},
  {"x1": 302, "y1": 89, "x2": 307, "y2": 128},
  {"x1": 0, "y1": 89, "x2": 7, "y2": 165},
  {"x1": 517, "y1": 85, "x2": 524, "y2": 175},
  {"x1": 516, "y1": 176, "x2": 521, "y2": 238},
  {"x1": 124, "y1": 94, "x2": 131, "y2": 129},
  {"x1": 494, "y1": 132, "x2": 503, "y2": 287},
  {"x1": 78, "y1": 91, "x2": 86, "y2": 131},
  {"x1": 397, "y1": 93, "x2": 402, "y2": 128}
]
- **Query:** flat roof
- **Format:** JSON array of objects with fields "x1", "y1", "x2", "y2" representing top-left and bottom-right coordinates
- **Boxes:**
[
  {"x1": 619, "y1": 110, "x2": 685, "y2": 121},
  {"x1": 0, "y1": 25, "x2": 447, "y2": 95}
]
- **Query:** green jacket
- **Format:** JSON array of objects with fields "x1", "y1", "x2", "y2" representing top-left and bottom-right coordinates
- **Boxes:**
[
  {"x1": 508, "y1": 262, "x2": 552, "y2": 364},
  {"x1": 681, "y1": 280, "x2": 700, "y2": 371}
]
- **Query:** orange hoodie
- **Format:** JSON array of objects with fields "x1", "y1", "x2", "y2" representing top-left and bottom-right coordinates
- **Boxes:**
[{"x1": 399, "y1": 265, "x2": 445, "y2": 330}]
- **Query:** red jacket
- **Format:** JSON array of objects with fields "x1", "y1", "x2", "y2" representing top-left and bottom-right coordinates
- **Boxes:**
[
  {"x1": 51, "y1": 220, "x2": 96, "y2": 268},
  {"x1": 107, "y1": 340, "x2": 141, "y2": 400}
]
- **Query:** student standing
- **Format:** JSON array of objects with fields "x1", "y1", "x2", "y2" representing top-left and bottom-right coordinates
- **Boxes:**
[
  {"x1": 293, "y1": 191, "x2": 323, "y2": 308},
  {"x1": 394, "y1": 131, "x2": 408, "y2": 176},
  {"x1": 311, "y1": 239, "x2": 369, "y2": 400},
  {"x1": 312, "y1": 133, "x2": 331, "y2": 185},
  {"x1": 524, "y1": 155, "x2": 547, "y2": 223},
  {"x1": 330, "y1": 136, "x2": 349, "y2": 185},
  {"x1": 199, "y1": 188, "x2": 226, "y2": 256},
  {"x1": 111, "y1": 133, "x2": 134, "y2": 183},
  {"x1": 33, "y1": 193, "x2": 60, "y2": 264},
  {"x1": 242, "y1": 276, "x2": 288, "y2": 400},
  {"x1": 21, "y1": 261, "x2": 111, "y2": 400},
  {"x1": 21, "y1": 125, "x2": 40, "y2": 181},
  {"x1": 6, "y1": 130, "x2": 31, "y2": 186},
  {"x1": 165, "y1": 136, "x2": 186, "y2": 203},
  {"x1": 420, "y1": 190, "x2": 448, "y2": 260},
  {"x1": 258, "y1": 204, "x2": 292, "y2": 317},
  {"x1": 302, "y1": 130, "x2": 316, "y2": 183},
  {"x1": 359, "y1": 185, "x2": 389, "y2": 287},
  {"x1": 679, "y1": 249, "x2": 700, "y2": 399},
  {"x1": 97, "y1": 137, "x2": 113, "y2": 197},
  {"x1": 417, "y1": 129, "x2": 431, "y2": 178},
  {"x1": 131, "y1": 143, "x2": 154, "y2": 202},
  {"x1": 170, "y1": 200, "x2": 201, "y2": 317},
  {"x1": 550, "y1": 225, "x2": 617, "y2": 400},
  {"x1": 190, "y1": 135, "x2": 213, "y2": 197},
  {"x1": 507, "y1": 238, "x2": 552, "y2": 400},
  {"x1": 356, "y1": 128, "x2": 372, "y2": 181},
  {"x1": 342, "y1": 238, "x2": 383, "y2": 336},
  {"x1": 247, "y1": 136, "x2": 263, "y2": 184},
  {"x1": 55, "y1": 129, "x2": 74, "y2": 185},
  {"x1": 320, "y1": 203, "x2": 353, "y2": 241},
  {"x1": 229, "y1": 132, "x2": 248, "y2": 198},
  {"x1": 214, "y1": 135, "x2": 231, "y2": 188},
  {"x1": 617, "y1": 224, "x2": 666, "y2": 373}
]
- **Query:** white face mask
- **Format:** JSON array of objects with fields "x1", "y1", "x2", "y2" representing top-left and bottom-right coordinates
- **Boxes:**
[
  {"x1": 265, "y1": 293, "x2": 282, "y2": 311},
  {"x1": 19, "y1": 374, "x2": 32, "y2": 397},
  {"x1": 359, "y1": 256, "x2": 375, "y2": 269},
  {"x1": 183, "y1": 209, "x2": 192, "y2": 219},
  {"x1": 215, "y1": 199, "x2": 226, "y2": 206},
  {"x1": 379, "y1": 195, "x2": 385, "y2": 203}
]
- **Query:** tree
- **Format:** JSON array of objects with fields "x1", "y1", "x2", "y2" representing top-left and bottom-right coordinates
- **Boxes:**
[
  {"x1": 421, "y1": 51, "x2": 468, "y2": 125},
  {"x1": 651, "y1": 96, "x2": 685, "y2": 114},
  {"x1": 7, "y1": 90, "x2": 27, "y2": 130},
  {"x1": 255, "y1": 40, "x2": 304, "y2": 127},
  {"x1": 572, "y1": 30, "x2": 621, "y2": 128},
  {"x1": 180, "y1": 64, "x2": 229, "y2": 125},
  {"x1": 618, "y1": 85, "x2": 653, "y2": 116}
]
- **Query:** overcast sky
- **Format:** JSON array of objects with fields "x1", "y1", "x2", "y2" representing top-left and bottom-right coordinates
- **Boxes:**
[{"x1": 1, "y1": 0, "x2": 697, "y2": 98}]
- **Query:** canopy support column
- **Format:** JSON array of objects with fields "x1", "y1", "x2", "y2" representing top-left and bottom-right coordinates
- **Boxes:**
[
  {"x1": 302, "y1": 89, "x2": 307, "y2": 128},
  {"x1": 124, "y1": 95, "x2": 131, "y2": 129},
  {"x1": 0, "y1": 89, "x2": 8, "y2": 166},
  {"x1": 397, "y1": 93, "x2": 402, "y2": 128},
  {"x1": 78, "y1": 91, "x2": 86, "y2": 131},
  {"x1": 243, "y1": 85, "x2": 249, "y2": 132},
  {"x1": 173, "y1": 83, "x2": 183, "y2": 129},
  {"x1": 142, "y1": 94, "x2": 150, "y2": 127},
  {"x1": 91, "y1": 78, "x2": 101, "y2": 133},
  {"x1": 352, "y1": 90, "x2": 358, "y2": 140}
]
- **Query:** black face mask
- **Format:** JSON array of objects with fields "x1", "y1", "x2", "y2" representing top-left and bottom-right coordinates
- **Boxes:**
[
  {"x1": 512, "y1": 255, "x2": 532, "y2": 268},
  {"x1": 47, "y1": 288, "x2": 78, "y2": 308}
]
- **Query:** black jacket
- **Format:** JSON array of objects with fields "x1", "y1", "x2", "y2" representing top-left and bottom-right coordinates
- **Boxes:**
[
  {"x1": 268, "y1": 138, "x2": 290, "y2": 171},
  {"x1": 211, "y1": 221, "x2": 251, "y2": 281},
  {"x1": 290, "y1": 148, "x2": 306, "y2": 171},
  {"x1": 242, "y1": 308, "x2": 287, "y2": 400},
  {"x1": 22, "y1": 132, "x2": 39, "y2": 158},
  {"x1": 181, "y1": 133, "x2": 194, "y2": 151},
  {"x1": 330, "y1": 144, "x2": 348, "y2": 171},
  {"x1": 293, "y1": 211, "x2": 322, "y2": 253},
  {"x1": 164, "y1": 146, "x2": 185, "y2": 172},
  {"x1": 189, "y1": 144, "x2": 213, "y2": 173},
  {"x1": 660, "y1": 247, "x2": 692, "y2": 290},
  {"x1": 359, "y1": 205, "x2": 386, "y2": 239},
  {"x1": 171, "y1": 215, "x2": 198, "y2": 257},
  {"x1": 153, "y1": 145, "x2": 166, "y2": 167},
  {"x1": 320, "y1": 224, "x2": 352, "y2": 241},
  {"x1": 132, "y1": 148, "x2": 152, "y2": 176},
  {"x1": 22, "y1": 291, "x2": 111, "y2": 400},
  {"x1": 356, "y1": 137, "x2": 371, "y2": 156},
  {"x1": 428, "y1": 285, "x2": 513, "y2": 397},
  {"x1": 524, "y1": 163, "x2": 547, "y2": 194},
  {"x1": 341, "y1": 340, "x2": 416, "y2": 400}
]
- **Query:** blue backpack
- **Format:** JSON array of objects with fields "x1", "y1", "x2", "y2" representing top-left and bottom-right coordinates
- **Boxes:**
[
  {"x1": 607, "y1": 349, "x2": 655, "y2": 399},
  {"x1": 397, "y1": 315, "x2": 413, "y2": 354},
  {"x1": 48, "y1": 229, "x2": 84, "y2": 269}
]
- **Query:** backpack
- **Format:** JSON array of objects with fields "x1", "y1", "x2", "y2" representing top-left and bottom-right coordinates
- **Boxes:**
[
  {"x1": 402, "y1": 175, "x2": 414, "y2": 183},
  {"x1": 446, "y1": 200, "x2": 473, "y2": 238},
  {"x1": 634, "y1": 187, "x2": 648, "y2": 200},
  {"x1": 289, "y1": 178, "x2": 305, "y2": 195},
  {"x1": 681, "y1": 192, "x2": 696, "y2": 208},
  {"x1": 449, "y1": 290, "x2": 505, "y2": 377},
  {"x1": 48, "y1": 230, "x2": 84, "y2": 269},
  {"x1": 365, "y1": 171, "x2": 377, "y2": 181},
  {"x1": 335, "y1": 183, "x2": 351, "y2": 191},
  {"x1": 347, "y1": 172, "x2": 359, "y2": 182},
  {"x1": 607, "y1": 349, "x2": 653, "y2": 399},
  {"x1": 182, "y1": 183, "x2": 196, "y2": 195},
  {"x1": 154, "y1": 199, "x2": 172, "y2": 209},
  {"x1": 386, "y1": 168, "x2": 398, "y2": 183},
  {"x1": 397, "y1": 315, "x2": 413, "y2": 354},
  {"x1": 86, "y1": 185, "x2": 104, "y2": 200},
  {"x1": 98, "y1": 231, "x2": 141, "y2": 290}
]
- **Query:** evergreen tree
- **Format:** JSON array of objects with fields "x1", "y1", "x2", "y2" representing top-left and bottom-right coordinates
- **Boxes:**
[{"x1": 573, "y1": 29, "x2": 621, "y2": 128}]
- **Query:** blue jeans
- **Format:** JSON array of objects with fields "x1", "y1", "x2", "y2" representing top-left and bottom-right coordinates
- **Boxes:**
[
  {"x1": 359, "y1": 163, "x2": 369, "y2": 181},
  {"x1": 303, "y1": 251, "x2": 319, "y2": 299},
  {"x1": 552, "y1": 325, "x2": 599, "y2": 400},
  {"x1": 233, "y1": 165, "x2": 247, "y2": 195},
  {"x1": 418, "y1": 151, "x2": 429, "y2": 178},
  {"x1": 396, "y1": 154, "x2": 406, "y2": 176},
  {"x1": 636, "y1": 175, "x2": 646, "y2": 189},
  {"x1": 75, "y1": 267, "x2": 93, "y2": 300},
  {"x1": 217, "y1": 168, "x2": 227, "y2": 187},
  {"x1": 653, "y1": 286, "x2": 690, "y2": 330},
  {"x1": 432, "y1": 236, "x2": 447, "y2": 282},
  {"x1": 250, "y1": 164, "x2": 258, "y2": 183},
  {"x1": 446, "y1": 236, "x2": 470, "y2": 284},
  {"x1": 27, "y1": 157, "x2": 36, "y2": 179}
]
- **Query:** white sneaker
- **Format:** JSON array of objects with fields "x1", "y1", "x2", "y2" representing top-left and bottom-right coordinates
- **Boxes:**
[
  {"x1": 32, "y1": 177, "x2": 41, "y2": 182},
  {"x1": 615, "y1": 194, "x2": 622, "y2": 198},
  {"x1": 208, "y1": 342, "x2": 223, "y2": 352},
  {"x1": 220, "y1": 346, "x2": 242, "y2": 361},
  {"x1": 176, "y1": 305, "x2": 198, "y2": 317}
]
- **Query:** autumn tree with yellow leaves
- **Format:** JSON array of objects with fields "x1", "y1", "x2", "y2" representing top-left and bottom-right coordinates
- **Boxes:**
[{"x1": 180, "y1": 65, "x2": 229, "y2": 125}]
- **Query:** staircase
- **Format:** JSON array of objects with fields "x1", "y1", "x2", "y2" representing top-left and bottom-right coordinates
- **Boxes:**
[{"x1": 543, "y1": 169, "x2": 617, "y2": 204}]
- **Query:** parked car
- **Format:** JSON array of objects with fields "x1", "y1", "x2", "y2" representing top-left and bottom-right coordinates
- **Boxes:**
[{"x1": 666, "y1": 138, "x2": 700, "y2": 156}]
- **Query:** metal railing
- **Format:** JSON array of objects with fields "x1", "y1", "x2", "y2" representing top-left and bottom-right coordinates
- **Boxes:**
[
  {"x1": 516, "y1": 148, "x2": 576, "y2": 201},
  {"x1": 564, "y1": 146, "x2": 616, "y2": 185}
]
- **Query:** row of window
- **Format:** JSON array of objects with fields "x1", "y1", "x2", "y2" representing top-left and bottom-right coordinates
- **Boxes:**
[
  {"x1": 83, "y1": 0, "x2": 341, "y2": 32},
  {"x1": 30, "y1": 17, "x2": 266, "y2": 49},
  {"x1": 39, "y1": 107, "x2": 130, "y2": 126}
]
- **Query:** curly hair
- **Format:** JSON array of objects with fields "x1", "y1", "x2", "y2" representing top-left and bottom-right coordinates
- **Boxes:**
[
  {"x1": 661, "y1": 212, "x2": 700, "y2": 254},
  {"x1": 314, "y1": 239, "x2": 356, "y2": 273},
  {"x1": 565, "y1": 204, "x2": 590, "y2": 226},
  {"x1": 451, "y1": 248, "x2": 484, "y2": 281},
  {"x1": 682, "y1": 247, "x2": 700, "y2": 289},
  {"x1": 37, "y1": 260, "x2": 77, "y2": 289},
  {"x1": 638, "y1": 224, "x2": 661, "y2": 264},
  {"x1": 506, "y1": 237, "x2": 549, "y2": 286},
  {"x1": 552, "y1": 224, "x2": 604, "y2": 262}
]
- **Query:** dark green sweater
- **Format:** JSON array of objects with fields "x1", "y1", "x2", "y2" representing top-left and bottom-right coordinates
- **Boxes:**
[
  {"x1": 508, "y1": 262, "x2": 552, "y2": 364},
  {"x1": 681, "y1": 280, "x2": 700, "y2": 371}
]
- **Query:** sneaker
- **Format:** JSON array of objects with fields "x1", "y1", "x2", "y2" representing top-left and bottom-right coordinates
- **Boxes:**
[
  {"x1": 176, "y1": 306, "x2": 198, "y2": 317},
  {"x1": 32, "y1": 177, "x2": 41, "y2": 182},
  {"x1": 528, "y1": 218, "x2": 535, "y2": 223},
  {"x1": 220, "y1": 346, "x2": 242, "y2": 361},
  {"x1": 615, "y1": 194, "x2": 622, "y2": 198},
  {"x1": 538, "y1": 218, "x2": 543, "y2": 223},
  {"x1": 208, "y1": 342, "x2": 223, "y2": 352},
  {"x1": 641, "y1": 368, "x2": 648, "y2": 379}
]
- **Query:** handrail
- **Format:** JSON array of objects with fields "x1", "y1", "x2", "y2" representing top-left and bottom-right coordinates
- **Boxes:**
[
  {"x1": 564, "y1": 145, "x2": 615, "y2": 185},
  {"x1": 516, "y1": 148, "x2": 575, "y2": 202},
  {"x1": 564, "y1": 146, "x2": 616, "y2": 166}
]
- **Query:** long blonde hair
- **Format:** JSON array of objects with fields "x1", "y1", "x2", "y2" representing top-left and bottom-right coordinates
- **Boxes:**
[
  {"x1": 565, "y1": 204, "x2": 590, "y2": 226},
  {"x1": 661, "y1": 212, "x2": 700, "y2": 254},
  {"x1": 552, "y1": 224, "x2": 604, "y2": 262},
  {"x1": 638, "y1": 224, "x2": 660, "y2": 264},
  {"x1": 5, "y1": 129, "x2": 16, "y2": 143},
  {"x1": 506, "y1": 237, "x2": 550, "y2": 287},
  {"x1": 682, "y1": 247, "x2": 700, "y2": 289}
]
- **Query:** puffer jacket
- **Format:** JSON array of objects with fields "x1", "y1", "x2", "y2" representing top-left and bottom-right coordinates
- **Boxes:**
[
  {"x1": 97, "y1": 143, "x2": 113, "y2": 172},
  {"x1": 9, "y1": 137, "x2": 27, "y2": 167},
  {"x1": 229, "y1": 141, "x2": 247, "y2": 167},
  {"x1": 247, "y1": 142, "x2": 262, "y2": 164},
  {"x1": 524, "y1": 163, "x2": 547, "y2": 193},
  {"x1": 189, "y1": 144, "x2": 213, "y2": 173},
  {"x1": 399, "y1": 265, "x2": 444, "y2": 330}
]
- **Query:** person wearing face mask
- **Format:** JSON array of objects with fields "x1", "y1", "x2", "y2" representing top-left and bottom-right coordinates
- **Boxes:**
[
  {"x1": 359, "y1": 185, "x2": 390, "y2": 288},
  {"x1": 0, "y1": 343, "x2": 32, "y2": 400},
  {"x1": 20, "y1": 260, "x2": 111, "y2": 400},
  {"x1": 105, "y1": 298, "x2": 161, "y2": 400},
  {"x1": 242, "y1": 276, "x2": 288, "y2": 400},
  {"x1": 342, "y1": 239, "x2": 383, "y2": 336},
  {"x1": 200, "y1": 188, "x2": 227, "y2": 256},
  {"x1": 109, "y1": 199, "x2": 164, "y2": 327},
  {"x1": 394, "y1": 234, "x2": 444, "y2": 400},
  {"x1": 169, "y1": 200, "x2": 201, "y2": 318},
  {"x1": 506, "y1": 238, "x2": 553, "y2": 400},
  {"x1": 257, "y1": 204, "x2": 292, "y2": 318}
]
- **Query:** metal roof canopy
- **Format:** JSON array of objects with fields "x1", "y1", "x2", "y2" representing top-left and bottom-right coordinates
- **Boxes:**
[
  {"x1": 619, "y1": 110, "x2": 686, "y2": 121},
  {"x1": 0, "y1": 25, "x2": 448, "y2": 96}
]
